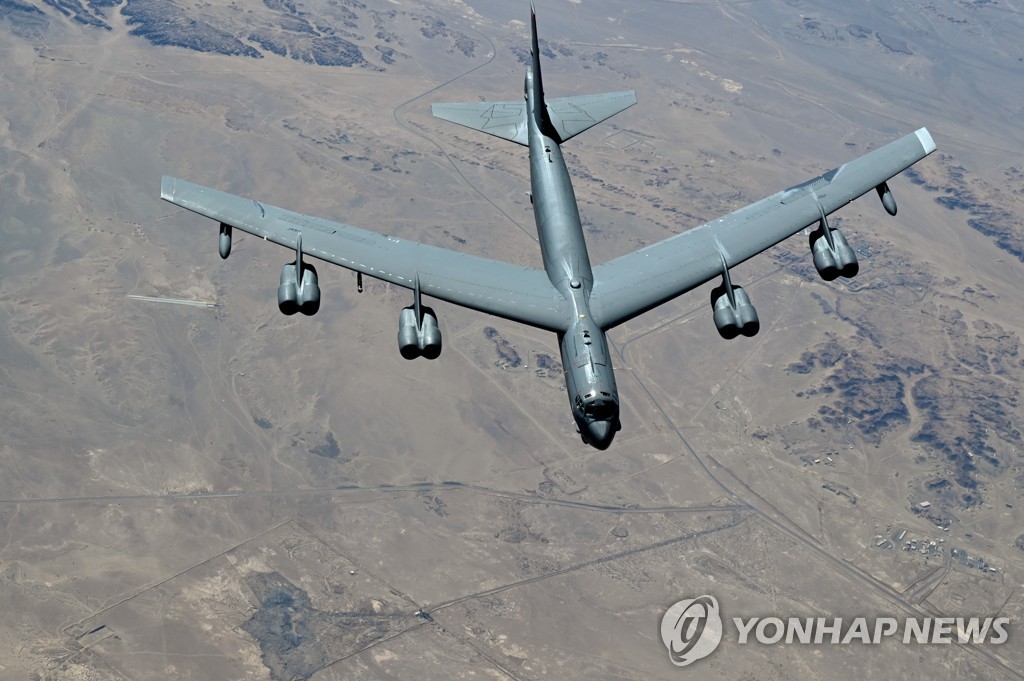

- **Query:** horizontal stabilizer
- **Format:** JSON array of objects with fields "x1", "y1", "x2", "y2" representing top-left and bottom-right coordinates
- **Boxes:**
[
  {"x1": 432, "y1": 90, "x2": 636, "y2": 145},
  {"x1": 431, "y1": 101, "x2": 528, "y2": 146},
  {"x1": 545, "y1": 90, "x2": 637, "y2": 142}
]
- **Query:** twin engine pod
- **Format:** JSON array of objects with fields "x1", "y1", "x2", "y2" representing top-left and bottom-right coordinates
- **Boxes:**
[
  {"x1": 278, "y1": 261, "x2": 321, "y2": 316},
  {"x1": 276, "y1": 232, "x2": 320, "y2": 316},
  {"x1": 711, "y1": 283, "x2": 760, "y2": 339},
  {"x1": 809, "y1": 224, "x2": 859, "y2": 281},
  {"x1": 397, "y1": 306, "x2": 442, "y2": 360},
  {"x1": 706, "y1": 183, "x2": 889, "y2": 339}
]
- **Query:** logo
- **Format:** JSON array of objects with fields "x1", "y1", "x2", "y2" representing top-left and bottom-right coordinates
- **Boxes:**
[
  {"x1": 660, "y1": 595, "x2": 723, "y2": 666},
  {"x1": 659, "y1": 595, "x2": 1011, "y2": 666}
]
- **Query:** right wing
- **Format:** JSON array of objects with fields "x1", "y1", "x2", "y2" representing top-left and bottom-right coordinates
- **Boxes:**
[
  {"x1": 161, "y1": 177, "x2": 567, "y2": 331},
  {"x1": 589, "y1": 128, "x2": 937, "y2": 329},
  {"x1": 545, "y1": 91, "x2": 637, "y2": 142}
]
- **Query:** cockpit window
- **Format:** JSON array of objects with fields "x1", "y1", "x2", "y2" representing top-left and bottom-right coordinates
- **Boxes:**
[{"x1": 583, "y1": 399, "x2": 617, "y2": 420}]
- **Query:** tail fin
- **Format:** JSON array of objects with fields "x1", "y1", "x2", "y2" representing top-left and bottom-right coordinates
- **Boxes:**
[
  {"x1": 431, "y1": 6, "x2": 637, "y2": 145},
  {"x1": 528, "y1": 3, "x2": 546, "y2": 124}
]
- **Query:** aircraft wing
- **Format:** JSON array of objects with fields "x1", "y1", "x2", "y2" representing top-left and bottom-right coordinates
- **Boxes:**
[
  {"x1": 589, "y1": 128, "x2": 937, "y2": 329},
  {"x1": 160, "y1": 177, "x2": 567, "y2": 331}
]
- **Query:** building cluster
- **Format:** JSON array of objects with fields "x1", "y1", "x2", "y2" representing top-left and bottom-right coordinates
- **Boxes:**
[
  {"x1": 871, "y1": 523, "x2": 1001, "y2": 574},
  {"x1": 901, "y1": 535, "x2": 943, "y2": 557},
  {"x1": 950, "y1": 547, "x2": 1000, "y2": 573},
  {"x1": 873, "y1": 526, "x2": 945, "y2": 556}
]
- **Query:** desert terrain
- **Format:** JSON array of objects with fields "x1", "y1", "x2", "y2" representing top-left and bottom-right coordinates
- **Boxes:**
[{"x1": 0, "y1": 0, "x2": 1022, "y2": 678}]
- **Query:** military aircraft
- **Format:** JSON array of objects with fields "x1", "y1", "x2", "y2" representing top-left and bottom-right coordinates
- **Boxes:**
[{"x1": 161, "y1": 7, "x2": 936, "y2": 450}]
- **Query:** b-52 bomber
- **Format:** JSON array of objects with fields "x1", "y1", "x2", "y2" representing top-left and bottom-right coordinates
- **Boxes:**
[{"x1": 161, "y1": 8, "x2": 936, "y2": 450}]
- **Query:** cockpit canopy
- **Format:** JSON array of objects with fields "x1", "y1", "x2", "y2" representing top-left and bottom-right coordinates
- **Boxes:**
[{"x1": 576, "y1": 391, "x2": 618, "y2": 421}]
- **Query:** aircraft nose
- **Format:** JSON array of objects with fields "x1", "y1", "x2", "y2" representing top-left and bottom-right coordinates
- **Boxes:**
[{"x1": 586, "y1": 420, "x2": 615, "y2": 450}]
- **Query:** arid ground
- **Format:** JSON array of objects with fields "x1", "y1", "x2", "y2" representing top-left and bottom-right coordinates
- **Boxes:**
[{"x1": 1, "y1": 1, "x2": 1022, "y2": 678}]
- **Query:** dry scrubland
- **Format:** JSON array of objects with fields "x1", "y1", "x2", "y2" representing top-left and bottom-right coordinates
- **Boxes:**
[{"x1": 0, "y1": 0, "x2": 1022, "y2": 678}]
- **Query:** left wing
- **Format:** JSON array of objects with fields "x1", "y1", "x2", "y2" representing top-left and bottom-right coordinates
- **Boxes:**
[
  {"x1": 589, "y1": 128, "x2": 936, "y2": 329},
  {"x1": 430, "y1": 101, "x2": 529, "y2": 145},
  {"x1": 160, "y1": 177, "x2": 567, "y2": 331}
]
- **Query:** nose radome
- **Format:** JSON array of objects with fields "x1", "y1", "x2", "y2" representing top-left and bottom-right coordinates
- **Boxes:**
[{"x1": 587, "y1": 420, "x2": 615, "y2": 450}]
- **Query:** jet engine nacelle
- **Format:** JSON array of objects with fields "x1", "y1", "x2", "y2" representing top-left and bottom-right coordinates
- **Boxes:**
[
  {"x1": 219, "y1": 223, "x2": 232, "y2": 259},
  {"x1": 711, "y1": 284, "x2": 759, "y2": 339},
  {"x1": 397, "y1": 306, "x2": 442, "y2": 360},
  {"x1": 278, "y1": 262, "x2": 321, "y2": 316},
  {"x1": 810, "y1": 226, "x2": 858, "y2": 281}
]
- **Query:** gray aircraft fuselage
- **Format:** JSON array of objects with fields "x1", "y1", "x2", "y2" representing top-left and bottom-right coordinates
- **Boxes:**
[{"x1": 525, "y1": 69, "x2": 620, "y2": 449}]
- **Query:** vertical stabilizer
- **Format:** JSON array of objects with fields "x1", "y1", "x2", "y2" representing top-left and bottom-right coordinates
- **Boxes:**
[
  {"x1": 528, "y1": 4, "x2": 550, "y2": 130},
  {"x1": 529, "y1": 5, "x2": 543, "y2": 99}
]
